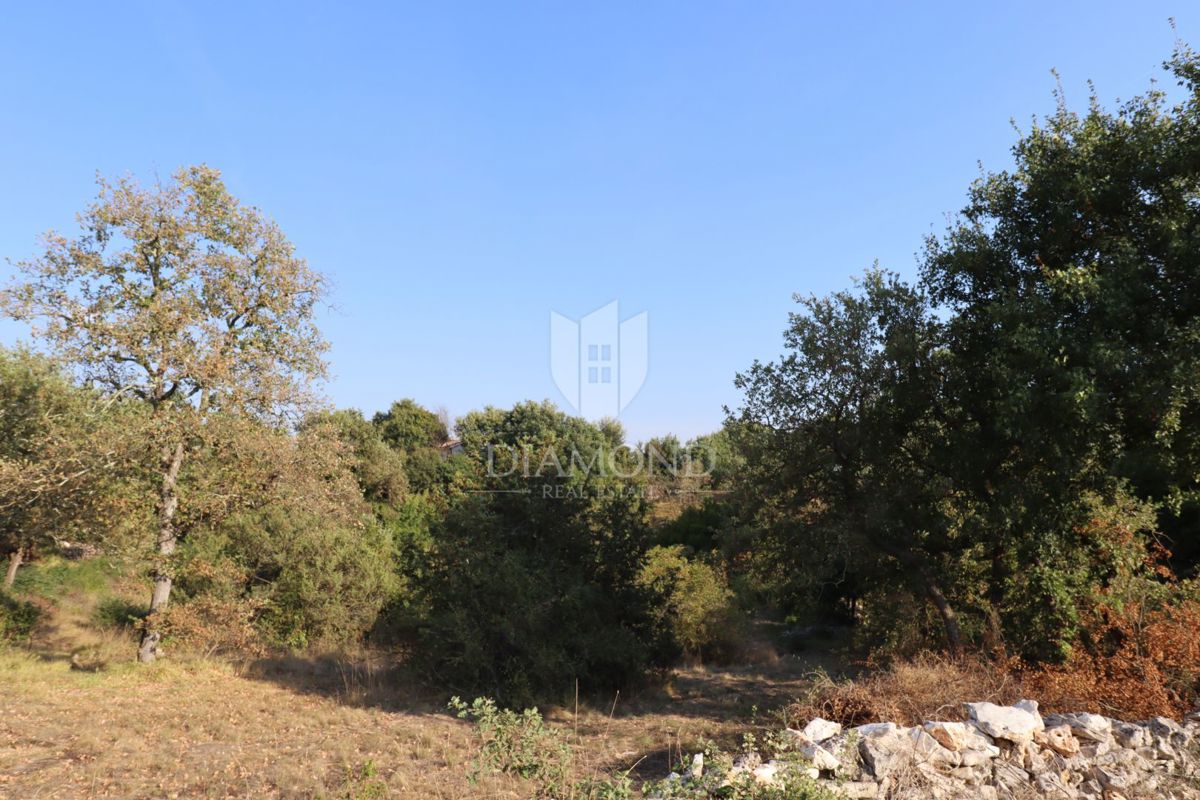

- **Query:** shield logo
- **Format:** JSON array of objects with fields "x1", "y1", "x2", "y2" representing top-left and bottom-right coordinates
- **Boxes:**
[{"x1": 550, "y1": 301, "x2": 648, "y2": 419}]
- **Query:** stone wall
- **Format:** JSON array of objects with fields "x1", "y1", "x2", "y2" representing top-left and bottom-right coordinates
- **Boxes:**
[{"x1": 663, "y1": 700, "x2": 1199, "y2": 798}]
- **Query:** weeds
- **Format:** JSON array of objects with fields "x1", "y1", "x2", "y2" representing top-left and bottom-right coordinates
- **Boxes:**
[
  {"x1": 327, "y1": 760, "x2": 387, "y2": 800},
  {"x1": 450, "y1": 696, "x2": 638, "y2": 799}
]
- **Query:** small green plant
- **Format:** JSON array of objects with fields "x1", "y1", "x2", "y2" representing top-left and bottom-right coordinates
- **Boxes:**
[
  {"x1": 450, "y1": 696, "x2": 639, "y2": 800},
  {"x1": 327, "y1": 760, "x2": 387, "y2": 800},
  {"x1": 641, "y1": 739, "x2": 839, "y2": 800},
  {"x1": 450, "y1": 696, "x2": 572, "y2": 796},
  {"x1": 575, "y1": 774, "x2": 635, "y2": 799}
]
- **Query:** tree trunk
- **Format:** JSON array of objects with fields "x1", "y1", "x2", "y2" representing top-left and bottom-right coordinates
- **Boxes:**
[
  {"x1": 138, "y1": 441, "x2": 185, "y2": 663},
  {"x1": 926, "y1": 581, "x2": 964, "y2": 658},
  {"x1": 3, "y1": 548, "x2": 22, "y2": 590}
]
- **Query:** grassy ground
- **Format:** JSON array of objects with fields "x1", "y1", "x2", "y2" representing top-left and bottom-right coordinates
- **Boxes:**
[{"x1": 0, "y1": 560, "x2": 843, "y2": 799}]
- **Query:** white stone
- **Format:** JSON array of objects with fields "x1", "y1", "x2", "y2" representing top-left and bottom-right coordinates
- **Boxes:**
[
  {"x1": 857, "y1": 724, "x2": 915, "y2": 778},
  {"x1": 751, "y1": 763, "x2": 777, "y2": 784},
  {"x1": 689, "y1": 752, "x2": 703, "y2": 778},
  {"x1": 965, "y1": 700, "x2": 1044, "y2": 744},
  {"x1": 1045, "y1": 712, "x2": 1111, "y2": 742},
  {"x1": 781, "y1": 728, "x2": 813, "y2": 748},
  {"x1": 853, "y1": 721, "x2": 898, "y2": 737},
  {"x1": 1110, "y1": 720, "x2": 1149, "y2": 749},
  {"x1": 1037, "y1": 724, "x2": 1081, "y2": 756},
  {"x1": 924, "y1": 720, "x2": 995, "y2": 752},
  {"x1": 801, "y1": 717, "x2": 842, "y2": 743},
  {"x1": 908, "y1": 727, "x2": 960, "y2": 767},
  {"x1": 835, "y1": 780, "x2": 879, "y2": 799},
  {"x1": 799, "y1": 743, "x2": 839, "y2": 771}
]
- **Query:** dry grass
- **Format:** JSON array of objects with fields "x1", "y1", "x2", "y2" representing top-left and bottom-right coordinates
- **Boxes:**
[
  {"x1": 0, "y1": 649, "x2": 507, "y2": 799},
  {"x1": 787, "y1": 653, "x2": 1025, "y2": 728},
  {"x1": 0, "y1": 556, "x2": 846, "y2": 798},
  {"x1": 0, "y1": 637, "x2": 837, "y2": 799}
]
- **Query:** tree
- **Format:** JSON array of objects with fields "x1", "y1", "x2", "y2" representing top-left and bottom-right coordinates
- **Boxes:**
[
  {"x1": 304, "y1": 409, "x2": 408, "y2": 508},
  {"x1": 733, "y1": 270, "x2": 969, "y2": 653},
  {"x1": 0, "y1": 347, "x2": 132, "y2": 589},
  {"x1": 733, "y1": 45, "x2": 1200, "y2": 662},
  {"x1": 373, "y1": 399, "x2": 449, "y2": 451},
  {"x1": 2, "y1": 165, "x2": 329, "y2": 662},
  {"x1": 417, "y1": 401, "x2": 672, "y2": 703},
  {"x1": 918, "y1": 43, "x2": 1200, "y2": 654}
]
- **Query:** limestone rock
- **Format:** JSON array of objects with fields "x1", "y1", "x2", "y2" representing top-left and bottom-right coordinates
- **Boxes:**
[
  {"x1": 965, "y1": 700, "x2": 1044, "y2": 744},
  {"x1": 781, "y1": 728, "x2": 813, "y2": 748},
  {"x1": 924, "y1": 720, "x2": 995, "y2": 753},
  {"x1": 1110, "y1": 720, "x2": 1150, "y2": 749},
  {"x1": 908, "y1": 727, "x2": 960, "y2": 767},
  {"x1": 802, "y1": 716, "x2": 842, "y2": 743},
  {"x1": 857, "y1": 723, "x2": 915, "y2": 778},
  {"x1": 992, "y1": 761, "x2": 1030, "y2": 798},
  {"x1": 1045, "y1": 711, "x2": 1112, "y2": 742},
  {"x1": 836, "y1": 780, "x2": 879, "y2": 799},
  {"x1": 799, "y1": 743, "x2": 839, "y2": 772},
  {"x1": 1036, "y1": 724, "x2": 1081, "y2": 757}
]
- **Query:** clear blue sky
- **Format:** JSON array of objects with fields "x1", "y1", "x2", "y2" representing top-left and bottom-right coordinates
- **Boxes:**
[{"x1": 0, "y1": 2, "x2": 1189, "y2": 441}]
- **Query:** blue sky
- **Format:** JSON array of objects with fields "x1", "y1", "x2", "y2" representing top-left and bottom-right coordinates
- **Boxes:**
[{"x1": 0, "y1": 2, "x2": 1189, "y2": 441}]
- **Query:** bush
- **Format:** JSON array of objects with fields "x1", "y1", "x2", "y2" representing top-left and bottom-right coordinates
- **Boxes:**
[
  {"x1": 638, "y1": 545, "x2": 745, "y2": 662},
  {"x1": 91, "y1": 596, "x2": 144, "y2": 630},
  {"x1": 170, "y1": 507, "x2": 399, "y2": 652},
  {"x1": 1025, "y1": 583, "x2": 1200, "y2": 719},
  {"x1": 451, "y1": 696, "x2": 634, "y2": 800},
  {"x1": 162, "y1": 595, "x2": 266, "y2": 657},
  {"x1": 0, "y1": 591, "x2": 40, "y2": 642},
  {"x1": 415, "y1": 402, "x2": 673, "y2": 705}
]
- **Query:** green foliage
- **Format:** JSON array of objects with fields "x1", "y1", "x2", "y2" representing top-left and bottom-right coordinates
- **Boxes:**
[
  {"x1": 304, "y1": 409, "x2": 407, "y2": 508},
  {"x1": 418, "y1": 402, "x2": 672, "y2": 705},
  {"x1": 12, "y1": 556, "x2": 119, "y2": 600},
  {"x1": 0, "y1": 347, "x2": 120, "y2": 564},
  {"x1": 655, "y1": 499, "x2": 734, "y2": 554},
  {"x1": 373, "y1": 399, "x2": 448, "y2": 451},
  {"x1": 0, "y1": 591, "x2": 41, "y2": 642},
  {"x1": 450, "y1": 696, "x2": 635, "y2": 800},
  {"x1": 686, "y1": 428, "x2": 745, "y2": 489},
  {"x1": 732, "y1": 45, "x2": 1200, "y2": 664},
  {"x1": 328, "y1": 760, "x2": 387, "y2": 800},
  {"x1": 174, "y1": 508, "x2": 398, "y2": 650},
  {"x1": 92, "y1": 596, "x2": 144, "y2": 630},
  {"x1": 450, "y1": 696, "x2": 573, "y2": 791},
  {"x1": 638, "y1": 545, "x2": 744, "y2": 660}
]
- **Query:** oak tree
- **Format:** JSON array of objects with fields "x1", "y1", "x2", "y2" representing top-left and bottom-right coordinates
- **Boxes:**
[{"x1": 2, "y1": 166, "x2": 329, "y2": 661}]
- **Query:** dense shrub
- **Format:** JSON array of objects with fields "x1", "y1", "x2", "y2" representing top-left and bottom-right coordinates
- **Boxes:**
[
  {"x1": 170, "y1": 508, "x2": 398, "y2": 652},
  {"x1": 1026, "y1": 595, "x2": 1200, "y2": 719},
  {"x1": 415, "y1": 402, "x2": 674, "y2": 705},
  {"x1": 0, "y1": 591, "x2": 40, "y2": 642},
  {"x1": 638, "y1": 545, "x2": 744, "y2": 662}
]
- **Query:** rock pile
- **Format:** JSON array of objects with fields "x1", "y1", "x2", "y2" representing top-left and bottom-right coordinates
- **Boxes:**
[{"x1": 665, "y1": 700, "x2": 1200, "y2": 798}]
